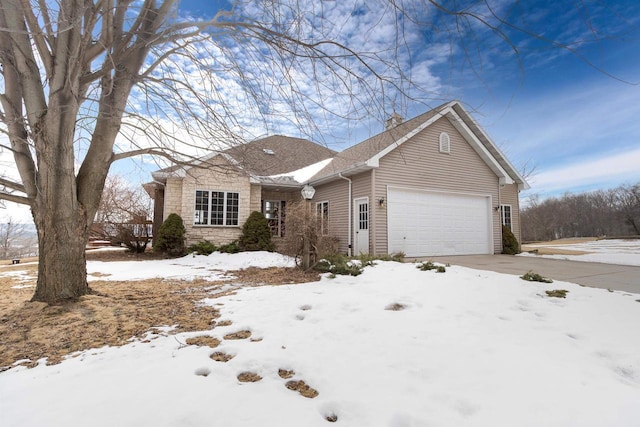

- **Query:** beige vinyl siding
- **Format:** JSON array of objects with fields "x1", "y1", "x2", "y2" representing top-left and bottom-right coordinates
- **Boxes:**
[
  {"x1": 312, "y1": 180, "x2": 349, "y2": 254},
  {"x1": 374, "y1": 117, "x2": 501, "y2": 254},
  {"x1": 312, "y1": 171, "x2": 372, "y2": 254},
  {"x1": 500, "y1": 183, "x2": 521, "y2": 245}
]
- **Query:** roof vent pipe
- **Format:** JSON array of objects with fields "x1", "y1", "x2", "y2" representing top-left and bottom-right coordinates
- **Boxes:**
[{"x1": 385, "y1": 112, "x2": 403, "y2": 130}]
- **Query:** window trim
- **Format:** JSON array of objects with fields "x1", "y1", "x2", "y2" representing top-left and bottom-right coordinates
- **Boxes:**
[
  {"x1": 194, "y1": 189, "x2": 240, "y2": 227},
  {"x1": 316, "y1": 200, "x2": 330, "y2": 236},
  {"x1": 500, "y1": 204, "x2": 512, "y2": 230},
  {"x1": 439, "y1": 132, "x2": 451, "y2": 154}
]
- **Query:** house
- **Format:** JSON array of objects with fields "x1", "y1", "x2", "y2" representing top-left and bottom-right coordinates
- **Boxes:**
[{"x1": 146, "y1": 101, "x2": 529, "y2": 257}]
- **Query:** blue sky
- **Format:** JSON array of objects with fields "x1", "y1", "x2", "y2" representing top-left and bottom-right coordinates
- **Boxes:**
[
  {"x1": 2, "y1": 0, "x2": 640, "y2": 222},
  {"x1": 173, "y1": 0, "x2": 640, "y2": 204}
]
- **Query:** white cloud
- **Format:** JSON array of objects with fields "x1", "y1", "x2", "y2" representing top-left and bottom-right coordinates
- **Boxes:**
[{"x1": 524, "y1": 147, "x2": 640, "y2": 197}]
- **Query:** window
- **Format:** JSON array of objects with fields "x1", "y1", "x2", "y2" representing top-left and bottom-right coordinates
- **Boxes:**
[
  {"x1": 263, "y1": 200, "x2": 286, "y2": 237},
  {"x1": 439, "y1": 132, "x2": 450, "y2": 153},
  {"x1": 194, "y1": 190, "x2": 239, "y2": 226},
  {"x1": 500, "y1": 205, "x2": 512, "y2": 230},
  {"x1": 358, "y1": 201, "x2": 369, "y2": 231},
  {"x1": 316, "y1": 201, "x2": 329, "y2": 235}
]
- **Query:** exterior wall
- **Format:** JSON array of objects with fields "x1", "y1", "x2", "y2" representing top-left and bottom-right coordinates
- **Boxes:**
[
  {"x1": 499, "y1": 183, "x2": 522, "y2": 246},
  {"x1": 163, "y1": 177, "x2": 183, "y2": 220},
  {"x1": 178, "y1": 159, "x2": 252, "y2": 246},
  {"x1": 250, "y1": 184, "x2": 262, "y2": 213},
  {"x1": 312, "y1": 171, "x2": 372, "y2": 254},
  {"x1": 374, "y1": 116, "x2": 502, "y2": 254}
]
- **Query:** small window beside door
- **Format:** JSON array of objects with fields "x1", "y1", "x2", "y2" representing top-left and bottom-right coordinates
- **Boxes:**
[
  {"x1": 500, "y1": 205, "x2": 512, "y2": 230},
  {"x1": 316, "y1": 201, "x2": 329, "y2": 235}
]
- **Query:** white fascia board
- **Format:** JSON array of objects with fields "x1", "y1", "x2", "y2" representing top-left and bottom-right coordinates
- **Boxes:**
[
  {"x1": 365, "y1": 107, "x2": 452, "y2": 167},
  {"x1": 308, "y1": 162, "x2": 372, "y2": 186},
  {"x1": 447, "y1": 109, "x2": 514, "y2": 185},
  {"x1": 452, "y1": 103, "x2": 530, "y2": 190}
]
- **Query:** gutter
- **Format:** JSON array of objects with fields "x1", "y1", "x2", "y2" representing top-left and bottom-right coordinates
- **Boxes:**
[{"x1": 338, "y1": 173, "x2": 352, "y2": 256}]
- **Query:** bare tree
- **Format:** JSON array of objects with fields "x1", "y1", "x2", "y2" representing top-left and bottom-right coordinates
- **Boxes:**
[
  {"x1": 0, "y1": 1, "x2": 634, "y2": 303},
  {"x1": 617, "y1": 184, "x2": 640, "y2": 235},
  {"x1": 0, "y1": 216, "x2": 35, "y2": 259},
  {"x1": 92, "y1": 175, "x2": 152, "y2": 252},
  {"x1": 521, "y1": 182, "x2": 640, "y2": 241}
]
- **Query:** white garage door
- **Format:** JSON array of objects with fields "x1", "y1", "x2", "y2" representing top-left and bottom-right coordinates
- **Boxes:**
[{"x1": 388, "y1": 188, "x2": 492, "y2": 257}]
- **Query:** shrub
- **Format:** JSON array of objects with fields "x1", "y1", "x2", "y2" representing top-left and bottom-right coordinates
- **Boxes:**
[
  {"x1": 188, "y1": 240, "x2": 217, "y2": 256},
  {"x1": 315, "y1": 254, "x2": 363, "y2": 276},
  {"x1": 417, "y1": 260, "x2": 446, "y2": 273},
  {"x1": 546, "y1": 289, "x2": 568, "y2": 298},
  {"x1": 355, "y1": 252, "x2": 405, "y2": 267},
  {"x1": 520, "y1": 271, "x2": 553, "y2": 283},
  {"x1": 239, "y1": 211, "x2": 275, "y2": 251},
  {"x1": 502, "y1": 225, "x2": 521, "y2": 255},
  {"x1": 114, "y1": 223, "x2": 149, "y2": 253},
  {"x1": 280, "y1": 201, "x2": 339, "y2": 268},
  {"x1": 154, "y1": 213, "x2": 186, "y2": 257},
  {"x1": 219, "y1": 241, "x2": 240, "y2": 254}
]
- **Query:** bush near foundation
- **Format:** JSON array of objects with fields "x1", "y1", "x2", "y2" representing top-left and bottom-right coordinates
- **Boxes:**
[
  {"x1": 502, "y1": 225, "x2": 521, "y2": 255},
  {"x1": 154, "y1": 213, "x2": 186, "y2": 257},
  {"x1": 239, "y1": 211, "x2": 275, "y2": 251}
]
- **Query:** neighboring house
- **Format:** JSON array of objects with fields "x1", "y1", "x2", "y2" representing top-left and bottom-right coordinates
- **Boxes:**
[{"x1": 146, "y1": 101, "x2": 529, "y2": 257}]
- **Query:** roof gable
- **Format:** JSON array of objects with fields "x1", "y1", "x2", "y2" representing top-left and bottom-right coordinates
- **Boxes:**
[
  {"x1": 308, "y1": 101, "x2": 529, "y2": 190},
  {"x1": 151, "y1": 102, "x2": 528, "y2": 191}
]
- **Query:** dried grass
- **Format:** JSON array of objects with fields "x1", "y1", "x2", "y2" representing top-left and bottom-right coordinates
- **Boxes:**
[
  {"x1": 0, "y1": 253, "x2": 317, "y2": 371},
  {"x1": 185, "y1": 336, "x2": 220, "y2": 348},
  {"x1": 237, "y1": 371, "x2": 262, "y2": 382},
  {"x1": 285, "y1": 380, "x2": 319, "y2": 398},
  {"x1": 278, "y1": 368, "x2": 295, "y2": 379},
  {"x1": 210, "y1": 351, "x2": 234, "y2": 362},
  {"x1": 385, "y1": 302, "x2": 407, "y2": 311},
  {"x1": 223, "y1": 330, "x2": 252, "y2": 340}
]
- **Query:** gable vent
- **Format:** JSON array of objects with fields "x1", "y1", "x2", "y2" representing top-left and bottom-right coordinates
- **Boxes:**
[{"x1": 439, "y1": 132, "x2": 450, "y2": 153}]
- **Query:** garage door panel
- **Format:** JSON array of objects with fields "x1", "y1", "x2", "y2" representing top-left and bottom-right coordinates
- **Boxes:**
[{"x1": 388, "y1": 188, "x2": 492, "y2": 256}]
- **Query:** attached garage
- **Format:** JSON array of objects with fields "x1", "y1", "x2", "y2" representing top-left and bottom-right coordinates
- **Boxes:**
[{"x1": 387, "y1": 187, "x2": 493, "y2": 257}]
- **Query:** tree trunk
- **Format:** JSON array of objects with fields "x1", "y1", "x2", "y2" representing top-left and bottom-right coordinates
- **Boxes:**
[{"x1": 31, "y1": 208, "x2": 90, "y2": 303}]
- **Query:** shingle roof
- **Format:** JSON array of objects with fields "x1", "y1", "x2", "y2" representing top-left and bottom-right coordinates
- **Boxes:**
[
  {"x1": 224, "y1": 135, "x2": 336, "y2": 176},
  {"x1": 150, "y1": 101, "x2": 528, "y2": 190},
  {"x1": 151, "y1": 135, "x2": 336, "y2": 180}
]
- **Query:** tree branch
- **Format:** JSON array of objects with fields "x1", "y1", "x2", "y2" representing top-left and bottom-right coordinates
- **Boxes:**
[
  {"x1": 19, "y1": 0, "x2": 53, "y2": 76},
  {"x1": 0, "y1": 176, "x2": 26, "y2": 193},
  {"x1": 0, "y1": 190, "x2": 30, "y2": 206}
]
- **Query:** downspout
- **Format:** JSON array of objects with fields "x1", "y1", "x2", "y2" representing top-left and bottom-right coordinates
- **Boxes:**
[{"x1": 338, "y1": 173, "x2": 352, "y2": 256}]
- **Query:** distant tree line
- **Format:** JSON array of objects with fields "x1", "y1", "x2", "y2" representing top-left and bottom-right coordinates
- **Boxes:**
[
  {"x1": 521, "y1": 183, "x2": 640, "y2": 242},
  {"x1": 0, "y1": 218, "x2": 37, "y2": 259}
]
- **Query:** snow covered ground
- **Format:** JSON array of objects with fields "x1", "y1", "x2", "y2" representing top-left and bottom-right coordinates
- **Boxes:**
[
  {"x1": 86, "y1": 250, "x2": 295, "y2": 281},
  {"x1": 1, "y1": 252, "x2": 640, "y2": 426},
  {"x1": 521, "y1": 239, "x2": 640, "y2": 266}
]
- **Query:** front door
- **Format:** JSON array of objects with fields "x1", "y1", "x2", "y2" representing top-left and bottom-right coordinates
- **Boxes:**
[{"x1": 354, "y1": 198, "x2": 369, "y2": 254}]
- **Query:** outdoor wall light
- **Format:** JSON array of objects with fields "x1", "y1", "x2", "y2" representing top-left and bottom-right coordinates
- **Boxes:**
[
  {"x1": 301, "y1": 184, "x2": 316, "y2": 200},
  {"x1": 378, "y1": 197, "x2": 385, "y2": 207}
]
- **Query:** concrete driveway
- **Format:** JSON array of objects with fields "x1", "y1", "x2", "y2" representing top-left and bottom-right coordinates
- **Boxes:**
[{"x1": 429, "y1": 254, "x2": 640, "y2": 294}]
